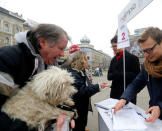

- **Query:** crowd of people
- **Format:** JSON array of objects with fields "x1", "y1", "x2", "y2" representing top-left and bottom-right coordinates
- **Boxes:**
[
  {"x1": 92, "y1": 66, "x2": 103, "y2": 76},
  {"x1": 0, "y1": 23, "x2": 162, "y2": 131}
]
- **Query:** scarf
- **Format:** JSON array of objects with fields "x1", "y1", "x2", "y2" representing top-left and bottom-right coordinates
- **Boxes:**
[
  {"x1": 145, "y1": 59, "x2": 162, "y2": 78},
  {"x1": 116, "y1": 50, "x2": 123, "y2": 63}
]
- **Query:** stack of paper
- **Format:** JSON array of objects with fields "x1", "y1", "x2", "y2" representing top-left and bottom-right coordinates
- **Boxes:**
[
  {"x1": 113, "y1": 108, "x2": 147, "y2": 130},
  {"x1": 95, "y1": 98, "x2": 162, "y2": 131},
  {"x1": 95, "y1": 98, "x2": 118, "y2": 110}
]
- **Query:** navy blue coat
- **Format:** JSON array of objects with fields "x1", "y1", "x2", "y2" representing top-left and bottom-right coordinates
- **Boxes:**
[
  {"x1": 67, "y1": 67, "x2": 100, "y2": 131},
  {"x1": 121, "y1": 64, "x2": 162, "y2": 119}
]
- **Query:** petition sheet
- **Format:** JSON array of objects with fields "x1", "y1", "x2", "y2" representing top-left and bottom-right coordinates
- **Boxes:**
[{"x1": 113, "y1": 108, "x2": 147, "y2": 130}]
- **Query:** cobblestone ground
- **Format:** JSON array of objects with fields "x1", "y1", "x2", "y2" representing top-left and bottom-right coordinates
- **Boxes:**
[{"x1": 87, "y1": 71, "x2": 149, "y2": 131}]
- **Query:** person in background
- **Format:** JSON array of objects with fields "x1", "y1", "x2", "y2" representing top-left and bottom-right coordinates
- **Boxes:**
[
  {"x1": 69, "y1": 44, "x2": 80, "y2": 54},
  {"x1": 68, "y1": 44, "x2": 93, "y2": 84},
  {"x1": 69, "y1": 45, "x2": 93, "y2": 130},
  {"x1": 0, "y1": 23, "x2": 72, "y2": 130},
  {"x1": 99, "y1": 66, "x2": 103, "y2": 76},
  {"x1": 107, "y1": 35, "x2": 140, "y2": 104},
  {"x1": 114, "y1": 27, "x2": 162, "y2": 123},
  {"x1": 95, "y1": 66, "x2": 100, "y2": 76},
  {"x1": 61, "y1": 50, "x2": 108, "y2": 131},
  {"x1": 60, "y1": 44, "x2": 80, "y2": 69}
]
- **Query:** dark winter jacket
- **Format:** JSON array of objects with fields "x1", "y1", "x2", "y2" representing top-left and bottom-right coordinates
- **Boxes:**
[
  {"x1": 0, "y1": 111, "x2": 37, "y2": 131},
  {"x1": 121, "y1": 64, "x2": 162, "y2": 120},
  {"x1": 67, "y1": 67, "x2": 100, "y2": 131},
  {"x1": 0, "y1": 31, "x2": 46, "y2": 130},
  {"x1": 0, "y1": 31, "x2": 46, "y2": 108},
  {"x1": 107, "y1": 51, "x2": 140, "y2": 104}
]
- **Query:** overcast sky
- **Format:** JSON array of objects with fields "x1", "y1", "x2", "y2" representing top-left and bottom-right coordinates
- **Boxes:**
[{"x1": 0, "y1": 0, "x2": 161, "y2": 57}]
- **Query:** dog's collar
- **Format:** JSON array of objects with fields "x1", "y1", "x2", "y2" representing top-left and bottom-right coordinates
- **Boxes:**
[{"x1": 57, "y1": 104, "x2": 77, "y2": 119}]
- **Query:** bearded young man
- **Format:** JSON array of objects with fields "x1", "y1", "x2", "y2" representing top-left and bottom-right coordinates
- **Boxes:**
[{"x1": 114, "y1": 27, "x2": 162, "y2": 123}]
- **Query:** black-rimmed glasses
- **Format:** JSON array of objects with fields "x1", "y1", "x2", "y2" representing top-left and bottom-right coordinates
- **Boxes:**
[{"x1": 143, "y1": 43, "x2": 158, "y2": 54}]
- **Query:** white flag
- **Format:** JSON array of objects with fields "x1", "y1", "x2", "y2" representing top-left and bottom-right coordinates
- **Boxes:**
[{"x1": 117, "y1": 23, "x2": 130, "y2": 49}]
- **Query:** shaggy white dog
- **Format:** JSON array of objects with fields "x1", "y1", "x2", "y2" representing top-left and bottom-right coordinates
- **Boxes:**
[{"x1": 1, "y1": 66, "x2": 77, "y2": 130}]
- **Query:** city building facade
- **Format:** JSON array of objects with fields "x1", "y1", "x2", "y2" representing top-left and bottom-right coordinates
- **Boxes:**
[
  {"x1": 127, "y1": 28, "x2": 147, "y2": 67},
  {"x1": 64, "y1": 35, "x2": 111, "y2": 70},
  {"x1": 0, "y1": 7, "x2": 26, "y2": 47}
]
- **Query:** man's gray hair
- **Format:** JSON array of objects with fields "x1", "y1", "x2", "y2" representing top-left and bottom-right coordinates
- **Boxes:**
[{"x1": 28, "y1": 24, "x2": 70, "y2": 49}]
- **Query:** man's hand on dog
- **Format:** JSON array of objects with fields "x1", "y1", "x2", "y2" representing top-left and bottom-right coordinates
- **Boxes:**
[{"x1": 56, "y1": 114, "x2": 75, "y2": 131}]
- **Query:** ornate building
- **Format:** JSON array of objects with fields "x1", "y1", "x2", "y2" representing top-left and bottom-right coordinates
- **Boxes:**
[
  {"x1": 0, "y1": 7, "x2": 38, "y2": 47},
  {"x1": 65, "y1": 35, "x2": 111, "y2": 69},
  {"x1": 0, "y1": 7, "x2": 26, "y2": 47}
]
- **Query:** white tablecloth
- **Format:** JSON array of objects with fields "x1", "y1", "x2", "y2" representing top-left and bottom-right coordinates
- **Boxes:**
[{"x1": 95, "y1": 98, "x2": 162, "y2": 131}]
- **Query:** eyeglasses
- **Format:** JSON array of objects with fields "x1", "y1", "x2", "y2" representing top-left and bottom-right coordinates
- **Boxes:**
[{"x1": 143, "y1": 43, "x2": 158, "y2": 54}]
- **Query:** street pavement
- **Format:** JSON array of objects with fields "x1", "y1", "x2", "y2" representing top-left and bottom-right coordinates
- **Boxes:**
[{"x1": 87, "y1": 71, "x2": 149, "y2": 131}]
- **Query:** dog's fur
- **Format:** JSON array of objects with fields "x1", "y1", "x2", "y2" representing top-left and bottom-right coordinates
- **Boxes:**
[{"x1": 1, "y1": 66, "x2": 77, "y2": 130}]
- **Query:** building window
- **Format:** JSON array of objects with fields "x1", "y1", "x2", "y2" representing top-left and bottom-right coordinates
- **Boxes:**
[
  {"x1": 19, "y1": 27, "x2": 22, "y2": 32},
  {"x1": 87, "y1": 56, "x2": 90, "y2": 60},
  {"x1": 15, "y1": 26, "x2": 19, "y2": 33},
  {"x1": 4, "y1": 37, "x2": 9, "y2": 44},
  {"x1": 4, "y1": 23, "x2": 9, "y2": 32}
]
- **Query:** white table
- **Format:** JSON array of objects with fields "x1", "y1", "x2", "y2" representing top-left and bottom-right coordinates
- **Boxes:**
[{"x1": 95, "y1": 98, "x2": 162, "y2": 131}]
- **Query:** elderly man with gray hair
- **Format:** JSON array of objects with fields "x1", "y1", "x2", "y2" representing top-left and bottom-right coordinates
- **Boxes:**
[{"x1": 0, "y1": 24, "x2": 72, "y2": 130}]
